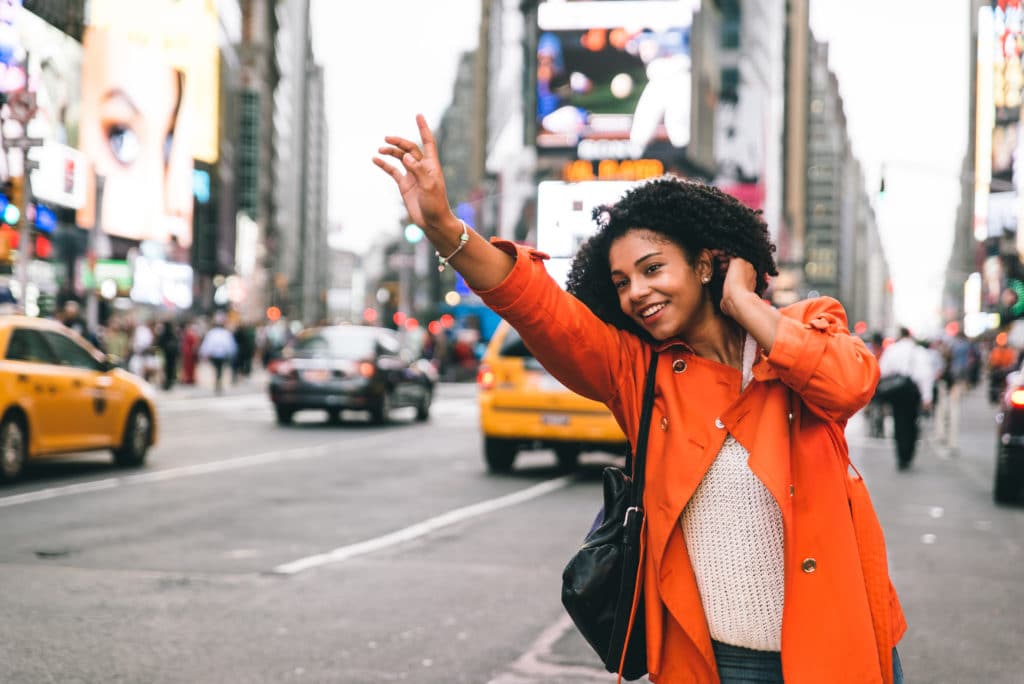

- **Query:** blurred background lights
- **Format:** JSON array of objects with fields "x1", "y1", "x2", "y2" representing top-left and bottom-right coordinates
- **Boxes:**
[{"x1": 610, "y1": 73, "x2": 633, "y2": 99}]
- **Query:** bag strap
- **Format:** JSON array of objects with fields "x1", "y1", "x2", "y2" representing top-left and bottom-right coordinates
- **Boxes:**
[{"x1": 630, "y1": 350, "x2": 660, "y2": 507}]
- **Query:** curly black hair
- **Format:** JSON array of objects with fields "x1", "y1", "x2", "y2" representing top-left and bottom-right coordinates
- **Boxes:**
[{"x1": 565, "y1": 176, "x2": 778, "y2": 337}]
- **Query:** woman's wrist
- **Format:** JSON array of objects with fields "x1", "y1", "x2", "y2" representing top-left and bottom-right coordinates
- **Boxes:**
[{"x1": 425, "y1": 214, "x2": 466, "y2": 253}]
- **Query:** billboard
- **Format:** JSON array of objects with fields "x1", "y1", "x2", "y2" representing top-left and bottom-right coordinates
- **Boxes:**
[
  {"x1": 75, "y1": 0, "x2": 220, "y2": 249},
  {"x1": 535, "y1": 179, "x2": 638, "y2": 288},
  {"x1": 536, "y1": 0, "x2": 701, "y2": 160}
]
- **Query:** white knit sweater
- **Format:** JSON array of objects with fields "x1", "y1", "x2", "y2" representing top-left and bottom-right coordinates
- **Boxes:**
[{"x1": 679, "y1": 335, "x2": 785, "y2": 652}]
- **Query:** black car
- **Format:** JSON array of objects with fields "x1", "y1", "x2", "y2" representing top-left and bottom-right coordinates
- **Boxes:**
[
  {"x1": 994, "y1": 369, "x2": 1024, "y2": 503},
  {"x1": 268, "y1": 325, "x2": 436, "y2": 425}
]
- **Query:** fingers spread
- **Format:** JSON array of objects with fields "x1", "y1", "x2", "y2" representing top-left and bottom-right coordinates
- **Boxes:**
[
  {"x1": 417, "y1": 113, "x2": 438, "y2": 158},
  {"x1": 372, "y1": 156, "x2": 403, "y2": 181}
]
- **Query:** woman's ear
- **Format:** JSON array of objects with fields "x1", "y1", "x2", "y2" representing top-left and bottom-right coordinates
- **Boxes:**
[{"x1": 696, "y1": 248, "x2": 715, "y2": 283}]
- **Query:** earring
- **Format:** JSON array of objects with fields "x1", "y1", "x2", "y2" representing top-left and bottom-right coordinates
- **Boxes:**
[{"x1": 701, "y1": 276, "x2": 710, "y2": 285}]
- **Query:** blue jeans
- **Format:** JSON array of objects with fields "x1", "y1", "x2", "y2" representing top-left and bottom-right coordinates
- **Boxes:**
[{"x1": 711, "y1": 641, "x2": 904, "y2": 683}]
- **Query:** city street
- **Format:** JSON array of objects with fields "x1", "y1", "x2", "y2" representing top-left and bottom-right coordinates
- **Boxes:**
[{"x1": 0, "y1": 376, "x2": 1021, "y2": 683}]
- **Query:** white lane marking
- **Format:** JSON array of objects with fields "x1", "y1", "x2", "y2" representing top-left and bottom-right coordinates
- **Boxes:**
[
  {"x1": 0, "y1": 437, "x2": 381, "y2": 509},
  {"x1": 271, "y1": 475, "x2": 575, "y2": 575}
]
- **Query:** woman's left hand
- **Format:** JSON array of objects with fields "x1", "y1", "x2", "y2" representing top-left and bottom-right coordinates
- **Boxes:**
[{"x1": 719, "y1": 255, "x2": 757, "y2": 318}]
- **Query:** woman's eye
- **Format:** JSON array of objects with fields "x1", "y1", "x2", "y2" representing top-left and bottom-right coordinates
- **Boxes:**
[
  {"x1": 613, "y1": 280, "x2": 627, "y2": 291},
  {"x1": 106, "y1": 125, "x2": 139, "y2": 165},
  {"x1": 645, "y1": 263, "x2": 661, "y2": 275}
]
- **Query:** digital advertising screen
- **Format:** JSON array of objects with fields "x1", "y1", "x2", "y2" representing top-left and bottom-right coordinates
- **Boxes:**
[
  {"x1": 75, "y1": 0, "x2": 219, "y2": 249},
  {"x1": 536, "y1": 0, "x2": 701, "y2": 159}
]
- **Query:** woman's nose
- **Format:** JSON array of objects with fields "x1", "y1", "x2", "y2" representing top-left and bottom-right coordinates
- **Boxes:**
[{"x1": 629, "y1": 278, "x2": 650, "y2": 301}]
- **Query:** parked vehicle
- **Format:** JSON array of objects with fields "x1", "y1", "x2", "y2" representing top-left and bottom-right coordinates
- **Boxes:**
[
  {"x1": 267, "y1": 324, "x2": 435, "y2": 425},
  {"x1": 477, "y1": 320, "x2": 627, "y2": 473},
  {"x1": 0, "y1": 315, "x2": 158, "y2": 482},
  {"x1": 994, "y1": 370, "x2": 1024, "y2": 503}
]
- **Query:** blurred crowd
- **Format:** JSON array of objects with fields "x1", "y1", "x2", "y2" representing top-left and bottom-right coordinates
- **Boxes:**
[
  {"x1": 54, "y1": 301, "x2": 293, "y2": 393},
  {"x1": 865, "y1": 326, "x2": 1021, "y2": 466},
  {"x1": 49, "y1": 299, "x2": 491, "y2": 392}
]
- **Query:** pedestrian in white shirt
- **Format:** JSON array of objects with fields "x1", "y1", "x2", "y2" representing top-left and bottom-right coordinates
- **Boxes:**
[
  {"x1": 878, "y1": 327, "x2": 933, "y2": 470},
  {"x1": 198, "y1": 313, "x2": 238, "y2": 393}
]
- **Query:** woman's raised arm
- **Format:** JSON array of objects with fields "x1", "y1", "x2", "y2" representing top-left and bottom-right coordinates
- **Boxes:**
[{"x1": 373, "y1": 114, "x2": 514, "y2": 291}]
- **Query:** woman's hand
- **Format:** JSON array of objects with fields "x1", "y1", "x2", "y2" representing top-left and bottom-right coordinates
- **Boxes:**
[
  {"x1": 372, "y1": 114, "x2": 454, "y2": 230},
  {"x1": 718, "y1": 254, "x2": 780, "y2": 352},
  {"x1": 719, "y1": 255, "x2": 757, "y2": 318}
]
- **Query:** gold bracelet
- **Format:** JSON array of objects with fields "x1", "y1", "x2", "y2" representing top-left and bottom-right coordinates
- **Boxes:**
[{"x1": 436, "y1": 220, "x2": 469, "y2": 272}]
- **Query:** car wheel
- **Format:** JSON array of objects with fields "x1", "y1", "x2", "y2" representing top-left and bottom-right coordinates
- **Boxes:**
[
  {"x1": 415, "y1": 387, "x2": 432, "y2": 422},
  {"x1": 484, "y1": 437, "x2": 516, "y2": 473},
  {"x1": 275, "y1": 406, "x2": 294, "y2": 425},
  {"x1": 0, "y1": 414, "x2": 27, "y2": 482},
  {"x1": 994, "y1": 452, "x2": 1020, "y2": 504},
  {"x1": 554, "y1": 445, "x2": 581, "y2": 471},
  {"x1": 113, "y1": 405, "x2": 151, "y2": 468},
  {"x1": 371, "y1": 391, "x2": 392, "y2": 425}
]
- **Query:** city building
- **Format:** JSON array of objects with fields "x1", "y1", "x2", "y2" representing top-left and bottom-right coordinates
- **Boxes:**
[{"x1": 271, "y1": 0, "x2": 328, "y2": 326}]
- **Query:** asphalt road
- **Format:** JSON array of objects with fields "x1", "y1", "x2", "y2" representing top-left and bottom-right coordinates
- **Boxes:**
[{"x1": 0, "y1": 375, "x2": 1020, "y2": 683}]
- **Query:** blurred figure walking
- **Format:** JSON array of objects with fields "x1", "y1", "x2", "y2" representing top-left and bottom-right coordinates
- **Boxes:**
[
  {"x1": 180, "y1": 322, "x2": 199, "y2": 385},
  {"x1": 199, "y1": 314, "x2": 237, "y2": 393},
  {"x1": 864, "y1": 331, "x2": 886, "y2": 437},
  {"x1": 936, "y1": 331, "x2": 973, "y2": 452},
  {"x1": 878, "y1": 327, "x2": 934, "y2": 470},
  {"x1": 156, "y1": 320, "x2": 180, "y2": 390},
  {"x1": 987, "y1": 331, "x2": 1018, "y2": 404}
]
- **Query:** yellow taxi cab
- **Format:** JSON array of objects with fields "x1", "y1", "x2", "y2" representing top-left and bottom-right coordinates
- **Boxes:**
[
  {"x1": 0, "y1": 315, "x2": 158, "y2": 482},
  {"x1": 477, "y1": 319, "x2": 626, "y2": 473}
]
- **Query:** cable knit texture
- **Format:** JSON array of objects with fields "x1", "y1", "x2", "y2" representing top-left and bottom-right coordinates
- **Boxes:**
[{"x1": 680, "y1": 335, "x2": 785, "y2": 652}]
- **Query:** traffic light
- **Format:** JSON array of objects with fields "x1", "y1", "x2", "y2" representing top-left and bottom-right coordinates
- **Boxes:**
[
  {"x1": 0, "y1": 177, "x2": 22, "y2": 227},
  {"x1": 404, "y1": 223, "x2": 424, "y2": 244}
]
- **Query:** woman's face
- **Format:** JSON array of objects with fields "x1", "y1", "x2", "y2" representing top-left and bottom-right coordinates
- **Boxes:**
[{"x1": 608, "y1": 229, "x2": 711, "y2": 341}]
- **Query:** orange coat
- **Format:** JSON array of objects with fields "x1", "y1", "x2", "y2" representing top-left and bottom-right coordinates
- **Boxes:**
[{"x1": 476, "y1": 242, "x2": 906, "y2": 684}]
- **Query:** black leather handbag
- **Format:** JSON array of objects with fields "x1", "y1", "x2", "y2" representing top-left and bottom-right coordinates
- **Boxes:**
[{"x1": 561, "y1": 350, "x2": 658, "y2": 681}]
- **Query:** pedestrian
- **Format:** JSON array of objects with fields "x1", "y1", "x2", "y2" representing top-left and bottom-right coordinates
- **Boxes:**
[
  {"x1": 864, "y1": 331, "x2": 887, "y2": 437},
  {"x1": 180, "y1": 321, "x2": 199, "y2": 385},
  {"x1": 199, "y1": 314, "x2": 238, "y2": 393},
  {"x1": 129, "y1": 320, "x2": 158, "y2": 382},
  {"x1": 374, "y1": 115, "x2": 905, "y2": 683},
  {"x1": 986, "y1": 331, "x2": 1018, "y2": 404},
  {"x1": 877, "y1": 327, "x2": 934, "y2": 468},
  {"x1": 156, "y1": 320, "x2": 180, "y2": 390},
  {"x1": 937, "y1": 330, "x2": 972, "y2": 451}
]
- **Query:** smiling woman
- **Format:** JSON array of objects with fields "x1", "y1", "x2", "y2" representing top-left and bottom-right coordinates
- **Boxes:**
[{"x1": 375, "y1": 114, "x2": 905, "y2": 683}]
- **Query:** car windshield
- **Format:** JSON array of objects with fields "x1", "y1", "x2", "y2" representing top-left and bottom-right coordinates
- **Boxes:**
[
  {"x1": 498, "y1": 326, "x2": 533, "y2": 358},
  {"x1": 497, "y1": 326, "x2": 545, "y2": 369},
  {"x1": 289, "y1": 328, "x2": 379, "y2": 360}
]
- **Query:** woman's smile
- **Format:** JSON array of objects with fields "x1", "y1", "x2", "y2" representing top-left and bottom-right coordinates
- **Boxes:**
[{"x1": 638, "y1": 301, "x2": 668, "y2": 325}]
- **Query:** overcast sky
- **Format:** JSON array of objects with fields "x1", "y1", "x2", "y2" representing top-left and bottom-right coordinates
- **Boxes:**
[{"x1": 312, "y1": 0, "x2": 969, "y2": 337}]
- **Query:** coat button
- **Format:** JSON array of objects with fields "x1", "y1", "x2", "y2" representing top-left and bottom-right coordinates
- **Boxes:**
[
  {"x1": 801, "y1": 558, "x2": 817, "y2": 573},
  {"x1": 672, "y1": 359, "x2": 687, "y2": 373},
  {"x1": 660, "y1": 417, "x2": 669, "y2": 431},
  {"x1": 714, "y1": 418, "x2": 724, "y2": 429}
]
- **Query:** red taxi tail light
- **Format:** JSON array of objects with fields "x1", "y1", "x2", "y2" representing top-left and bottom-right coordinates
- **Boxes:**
[
  {"x1": 1010, "y1": 389, "x2": 1024, "y2": 408},
  {"x1": 477, "y1": 364, "x2": 495, "y2": 390},
  {"x1": 358, "y1": 361, "x2": 375, "y2": 378}
]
